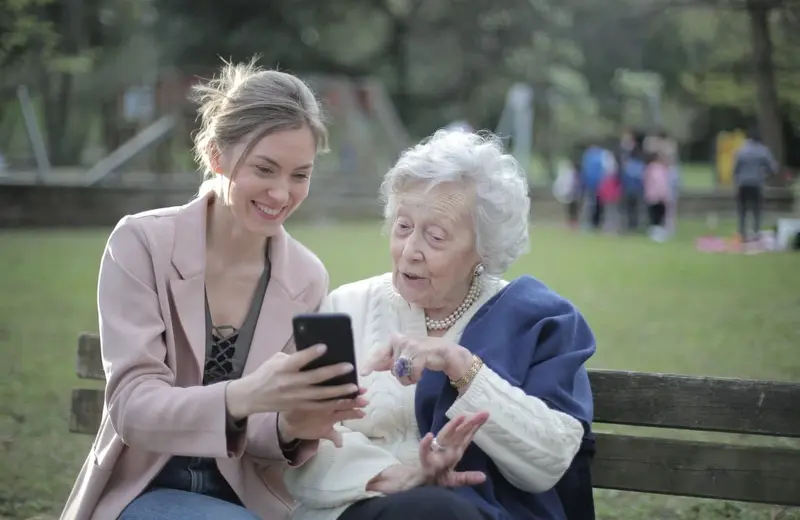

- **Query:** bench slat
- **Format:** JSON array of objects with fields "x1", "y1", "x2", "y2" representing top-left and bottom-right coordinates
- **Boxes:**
[
  {"x1": 75, "y1": 336, "x2": 800, "y2": 438},
  {"x1": 71, "y1": 334, "x2": 800, "y2": 506},
  {"x1": 70, "y1": 388, "x2": 104, "y2": 434},
  {"x1": 590, "y1": 369, "x2": 800, "y2": 438},
  {"x1": 592, "y1": 433, "x2": 800, "y2": 506},
  {"x1": 77, "y1": 333, "x2": 104, "y2": 380},
  {"x1": 67, "y1": 389, "x2": 800, "y2": 507}
]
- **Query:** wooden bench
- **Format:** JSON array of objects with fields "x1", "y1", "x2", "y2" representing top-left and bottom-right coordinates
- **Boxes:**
[{"x1": 71, "y1": 333, "x2": 800, "y2": 507}]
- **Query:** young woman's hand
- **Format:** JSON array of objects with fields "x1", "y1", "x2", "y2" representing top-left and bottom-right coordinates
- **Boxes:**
[
  {"x1": 277, "y1": 388, "x2": 368, "y2": 447},
  {"x1": 226, "y1": 344, "x2": 365, "y2": 418}
]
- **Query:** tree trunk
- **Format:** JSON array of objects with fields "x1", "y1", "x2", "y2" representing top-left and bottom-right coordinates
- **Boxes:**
[
  {"x1": 392, "y1": 18, "x2": 410, "y2": 123},
  {"x1": 0, "y1": 102, "x2": 19, "y2": 153},
  {"x1": 746, "y1": 0, "x2": 785, "y2": 185},
  {"x1": 386, "y1": 0, "x2": 424, "y2": 125},
  {"x1": 534, "y1": 87, "x2": 557, "y2": 185},
  {"x1": 46, "y1": 73, "x2": 74, "y2": 164},
  {"x1": 44, "y1": 0, "x2": 84, "y2": 165}
]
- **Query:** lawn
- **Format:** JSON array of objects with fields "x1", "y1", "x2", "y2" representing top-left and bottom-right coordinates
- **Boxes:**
[{"x1": 1, "y1": 220, "x2": 799, "y2": 519}]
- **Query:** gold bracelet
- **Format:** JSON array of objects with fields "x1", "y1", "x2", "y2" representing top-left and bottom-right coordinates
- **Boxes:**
[{"x1": 449, "y1": 355, "x2": 484, "y2": 389}]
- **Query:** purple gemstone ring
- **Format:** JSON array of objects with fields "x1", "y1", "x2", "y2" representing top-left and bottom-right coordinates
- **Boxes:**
[{"x1": 391, "y1": 355, "x2": 415, "y2": 378}]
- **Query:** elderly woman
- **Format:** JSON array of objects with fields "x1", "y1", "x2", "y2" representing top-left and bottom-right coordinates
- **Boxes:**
[{"x1": 283, "y1": 130, "x2": 596, "y2": 520}]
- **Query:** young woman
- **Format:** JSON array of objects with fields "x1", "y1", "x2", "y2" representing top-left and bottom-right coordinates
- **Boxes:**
[{"x1": 61, "y1": 60, "x2": 367, "y2": 520}]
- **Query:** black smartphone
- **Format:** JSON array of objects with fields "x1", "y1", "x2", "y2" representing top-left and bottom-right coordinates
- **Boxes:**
[{"x1": 292, "y1": 313, "x2": 359, "y2": 399}]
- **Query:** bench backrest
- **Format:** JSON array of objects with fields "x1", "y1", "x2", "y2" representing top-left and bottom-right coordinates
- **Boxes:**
[{"x1": 71, "y1": 333, "x2": 800, "y2": 506}]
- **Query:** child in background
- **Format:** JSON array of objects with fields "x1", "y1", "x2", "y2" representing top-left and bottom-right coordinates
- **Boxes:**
[
  {"x1": 553, "y1": 159, "x2": 583, "y2": 228},
  {"x1": 580, "y1": 141, "x2": 606, "y2": 230},
  {"x1": 597, "y1": 151, "x2": 621, "y2": 233},
  {"x1": 621, "y1": 148, "x2": 646, "y2": 232},
  {"x1": 643, "y1": 151, "x2": 672, "y2": 242}
]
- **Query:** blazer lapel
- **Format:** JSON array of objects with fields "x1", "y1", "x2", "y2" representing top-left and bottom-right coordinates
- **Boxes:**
[
  {"x1": 243, "y1": 282, "x2": 306, "y2": 376},
  {"x1": 243, "y1": 228, "x2": 308, "y2": 376},
  {"x1": 167, "y1": 198, "x2": 314, "y2": 378},
  {"x1": 169, "y1": 193, "x2": 211, "y2": 377}
]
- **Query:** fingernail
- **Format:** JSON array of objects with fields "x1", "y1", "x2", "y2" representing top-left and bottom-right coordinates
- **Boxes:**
[
  {"x1": 316, "y1": 344, "x2": 327, "y2": 354},
  {"x1": 341, "y1": 363, "x2": 354, "y2": 373},
  {"x1": 348, "y1": 385, "x2": 358, "y2": 393}
]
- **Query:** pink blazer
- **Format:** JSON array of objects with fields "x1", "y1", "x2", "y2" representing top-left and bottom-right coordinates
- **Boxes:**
[{"x1": 60, "y1": 192, "x2": 328, "y2": 520}]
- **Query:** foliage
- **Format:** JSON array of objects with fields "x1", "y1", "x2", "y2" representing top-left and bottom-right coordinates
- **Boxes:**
[
  {"x1": 2, "y1": 0, "x2": 800, "y2": 167},
  {"x1": 0, "y1": 0, "x2": 59, "y2": 80},
  {"x1": 671, "y1": 7, "x2": 799, "y2": 112}
]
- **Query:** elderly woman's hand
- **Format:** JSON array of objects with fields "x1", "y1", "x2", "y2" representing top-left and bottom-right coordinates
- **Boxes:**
[
  {"x1": 419, "y1": 412, "x2": 489, "y2": 487},
  {"x1": 362, "y1": 334, "x2": 474, "y2": 386},
  {"x1": 366, "y1": 411, "x2": 488, "y2": 494}
]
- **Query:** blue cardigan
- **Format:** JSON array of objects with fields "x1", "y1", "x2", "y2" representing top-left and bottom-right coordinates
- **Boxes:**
[{"x1": 415, "y1": 276, "x2": 596, "y2": 520}]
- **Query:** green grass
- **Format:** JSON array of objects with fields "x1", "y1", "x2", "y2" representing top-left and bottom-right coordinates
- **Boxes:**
[{"x1": 1, "y1": 221, "x2": 799, "y2": 519}]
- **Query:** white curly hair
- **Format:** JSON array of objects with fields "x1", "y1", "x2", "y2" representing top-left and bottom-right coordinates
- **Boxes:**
[{"x1": 380, "y1": 129, "x2": 531, "y2": 276}]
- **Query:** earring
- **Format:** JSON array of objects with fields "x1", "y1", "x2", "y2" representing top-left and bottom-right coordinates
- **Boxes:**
[{"x1": 473, "y1": 263, "x2": 485, "y2": 277}]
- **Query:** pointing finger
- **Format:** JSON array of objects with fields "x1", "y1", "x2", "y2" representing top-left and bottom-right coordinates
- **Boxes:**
[{"x1": 361, "y1": 345, "x2": 393, "y2": 375}]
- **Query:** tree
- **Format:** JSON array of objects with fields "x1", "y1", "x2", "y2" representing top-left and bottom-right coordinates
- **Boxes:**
[
  {"x1": 0, "y1": 0, "x2": 59, "y2": 75},
  {"x1": 745, "y1": 0, "x2": 784, "y2": 168}
]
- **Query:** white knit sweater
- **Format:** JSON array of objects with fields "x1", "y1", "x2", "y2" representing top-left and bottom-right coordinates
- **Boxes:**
[{"x1": 283, "y1": 273, "x2": 584, "y2": 520}]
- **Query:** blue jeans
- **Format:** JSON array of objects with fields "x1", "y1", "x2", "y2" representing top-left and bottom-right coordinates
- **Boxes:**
[{"x1": 119, "y1": 488, "x2": 261, "y2": 520}]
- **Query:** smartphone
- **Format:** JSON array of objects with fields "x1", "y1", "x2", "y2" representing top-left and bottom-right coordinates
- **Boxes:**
[{"x1": 292, "y1": 313, "x2": 359, "y2": 399}]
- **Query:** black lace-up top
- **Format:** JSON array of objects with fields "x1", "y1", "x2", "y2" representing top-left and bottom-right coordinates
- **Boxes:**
[{"x1": 148, "y1": 242, "x2": 271, "y2": 504}]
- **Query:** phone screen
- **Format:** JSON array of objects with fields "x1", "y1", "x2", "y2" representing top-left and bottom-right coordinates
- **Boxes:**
[{"x1": 292, "y1": 313, "x2": 359, "y2": 397}]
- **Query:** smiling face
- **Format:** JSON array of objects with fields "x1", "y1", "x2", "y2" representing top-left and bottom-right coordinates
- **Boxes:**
[
  {"x1": 389, "y1": 182, "x2": 482, "y2": 315},
  {"x1": 213, "y1": 126, "x2": 316, "y2": 237}
]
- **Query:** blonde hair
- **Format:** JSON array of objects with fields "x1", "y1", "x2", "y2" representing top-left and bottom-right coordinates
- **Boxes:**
[{"x1": 191, "y1": 58, "x2": 329, "y2": 196}]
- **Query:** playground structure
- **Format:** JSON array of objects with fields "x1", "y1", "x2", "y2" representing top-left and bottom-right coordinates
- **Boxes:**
[
  {"x1": 300, "y1": 75, "x2": 411, "y2": 219},
  {"x1": 494, "y1": 82, "x2": 535, "y2": 172},
  {"x1": 0, "y1": 74, "x2": 537, "y2": 220},
  {"x1": 0, "y1": 74, "x2": 410, "y2": 203},
  {"x1": 0, "y1": 73, "x2": 795, "y2": 228},
  {"x1": 0, "y1": 68, "x2": 780, "y2": 193},
  {"x1": 1, "y1": 71, "x2": 664, "y2": 193}
]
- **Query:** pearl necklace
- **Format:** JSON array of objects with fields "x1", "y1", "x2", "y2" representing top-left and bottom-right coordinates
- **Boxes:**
[{"x1": 425, "y1": 276, "x2": 482, "y2": 330}]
